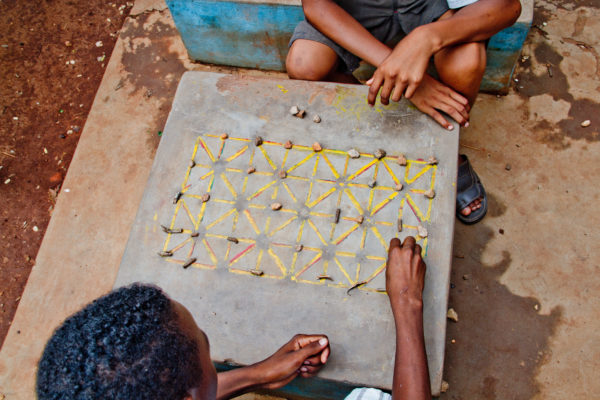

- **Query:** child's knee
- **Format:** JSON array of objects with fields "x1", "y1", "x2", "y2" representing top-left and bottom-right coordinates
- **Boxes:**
[
  {"x1": 437, "y1": 42, "x2": 486, "y2": 88},
  {"x1": 286, "y1": 41, "x2": 338, "y2": 81}
]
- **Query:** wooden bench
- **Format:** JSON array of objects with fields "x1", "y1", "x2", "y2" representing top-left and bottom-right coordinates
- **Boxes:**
[{"x1": 166, "y1": 0, "x2": 532, "y2": 93}]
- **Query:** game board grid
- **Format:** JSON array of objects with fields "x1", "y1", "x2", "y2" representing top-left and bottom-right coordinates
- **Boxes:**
[{"x1": 160, "y1": 134, "x2": 437, "y2": 293}]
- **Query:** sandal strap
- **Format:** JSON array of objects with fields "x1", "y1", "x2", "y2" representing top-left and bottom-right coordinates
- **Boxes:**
[{"x1": 456, "y1": 155, "x2": 483, "y2": 210}]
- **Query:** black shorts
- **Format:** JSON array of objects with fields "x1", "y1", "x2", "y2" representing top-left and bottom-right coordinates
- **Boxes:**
[{"x1": 289, "y1": 0, "x2": 450, "y2": 72}]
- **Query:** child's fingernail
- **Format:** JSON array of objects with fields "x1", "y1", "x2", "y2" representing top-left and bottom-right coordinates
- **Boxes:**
[
  {"x1": 319, "y1": 338, "x2": 328, "y2": 346},
  {"x1": 304, "y1": 360, "x2": 311, "y2": 365},
  {"x1": 447, "y1": 125, "x2": 454, "y2": 131},
  {"x1": 301, "y1": 367, "x2": 308, "y2": 372},
  {"x1": 464, "y1": 121, "x2": 469, "y2": 127},
  {"x1": 366, "y1": 78, "x2": 373, "y2": 85}
]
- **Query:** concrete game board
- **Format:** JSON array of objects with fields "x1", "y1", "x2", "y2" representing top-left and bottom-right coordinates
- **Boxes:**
[{"x1": 115, "y1": 71, "x2": 458, "y2": 397}]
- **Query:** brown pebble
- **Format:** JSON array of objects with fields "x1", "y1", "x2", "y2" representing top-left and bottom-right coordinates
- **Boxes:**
[
  {"x1": 250, "y1": 269, "x2": 264, "y2": 276},
  {"x1": 374, "y1": 149, "x2": 386, "y2": 159},
  {"x1": 424, "y1": 188, "x2": 435, "y2": 199},
  {"x1": 247, "y1": 166, "x2": 256, "y2": 174},
  {"x1": 397, "y1": 154, "x2": 407, "y2": 166},
  {"x1": 462, "y1": 274, "x2": 470, "y2": 280},
  {"x1": 271, "y1": 202, "x2": 283, "y2": 211},
  {"x1": 312, "y1": 142, "x2": 322, "y2": 152},
  {"x1": 295, "y1": 244, "x2": 304, "y2": 252},
  {"x1": 189, "y1": 160, "x2": 196, "y2": 168},
  {"x1": 499, "y1": 228, "x2": 504, "y2": 234},
  {"x1": 158, "y1": 250, "x2": 173, "y2": 257},
  {"x1": 505, "y1": 164, "x2": 512, "y2": 171},
  {"x1": 397, "y1": 218, "x2": 403, "y2": 232},
  {"x1": 395, "y1": 183, "x2": 403, "y2": 191},
  {"x1": 317, "y1": 274, "x2": 333, "y2": 281},
  {"x1": 368, "y1": 179, "x2": 377, "y2": 188},
  {"x1": 278, "y1": 170, "x2": 287, "y2": 179},
  {"x1": 227, "y1": 236, "x2": 239, "y2": 244},
  {"x1": 417, "y1": 225, "x2": 428, "y2": 238},
  {"x1": 254, "y1": 136, "x2": 263, "y2": 146},
  {"x1": 334, "y1": 208, "x2": 341, "y2": 223},
  {"x1": 182, "y1": 257, "x2": 196, "y2": 269},
  {"x1": 295, "y1": 109, "x2": 306, "y2": 118},
  {"x1": 284, "y1": 140, "x2": 293, "y2": 149},
  {"x1": 313, "y1": 114, "x2": 321, "y2": 123},
  {"x1": 201, "y1": 193, "x2": 210, "y2": 203},
  {"x1": 220, "y1": 133, "x2": 229, "y2": 139},
  {"x1": 546, "y1": 64, "x2": 553, "y2": 78},
  {"x1": 427, "y1": 156, "x2": 438, "y2": 165},
  {"x1": 190, "y1": 231, "x2": 199, "y2": 237},
  {"x1": 447, "y1": 308, "x2": 459, "y2": 322},
  {"x1": 357, "y1": 215, "x2": 364, "y2": 225}
]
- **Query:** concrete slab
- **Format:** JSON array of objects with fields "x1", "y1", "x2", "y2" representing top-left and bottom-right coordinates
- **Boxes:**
[
  {"x1": 114, "y1": 71, "x2": 458, "y2": 396},
  {"x1": 1, "y1": 0, "x2": 599, "y2": 399}
]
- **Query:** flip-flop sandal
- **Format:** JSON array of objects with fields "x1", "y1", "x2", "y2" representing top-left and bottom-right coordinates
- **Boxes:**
[{"x1": 456, "y1": 154, "x2": 488, "y2": 225}]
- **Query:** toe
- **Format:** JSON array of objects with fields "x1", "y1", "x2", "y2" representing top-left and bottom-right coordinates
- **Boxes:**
[{"x1": 461, "y1": 206, "x2": 472, "y2": 216}]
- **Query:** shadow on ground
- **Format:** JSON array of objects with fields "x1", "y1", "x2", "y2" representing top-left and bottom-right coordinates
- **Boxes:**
[{"x1": 442, "y1": 194, "x2": 562, "y2": 398}]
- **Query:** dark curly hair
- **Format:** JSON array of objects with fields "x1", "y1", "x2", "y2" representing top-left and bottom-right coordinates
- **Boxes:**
[{"x1": 37, "y1": 284, "x2": 203, "y2": 399}]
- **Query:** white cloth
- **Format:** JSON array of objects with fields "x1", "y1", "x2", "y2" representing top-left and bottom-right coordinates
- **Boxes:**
[
  {"x1": 447, "y1": 0, "x2": 478, "y2": 9},
  {"x1": 344, "y1": 388, "x2": 392, "y2": 400}
]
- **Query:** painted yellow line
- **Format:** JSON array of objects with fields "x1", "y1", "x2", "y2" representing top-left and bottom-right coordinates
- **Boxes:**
[
  {"x1": 226, "y1": 145, "x2": 248, "y2": 162},
  {"x1": 243, "y1": 209, "x2": 261, "y2": 235},
  {"x1": 343, "y1": 188, "x2": 364, "y2": 214},
  {"x1": 268, "y1": 248, "x2": 287, "y2": 275},
  {"x1": 306, "y1": 187, "x2": 336, "y2": 208},
  {"x1": 204, "y1": 208, "x2": 236, "y2": 229},
  {"x1": 307, "y1": 219, "x2": 328, "y2": 245},
  {"x1": 320, "y1": 153, "x2": 341, "y2": 179},
  {"x1": 269, "y1": 215, "x2": 297, "y2": 237}
]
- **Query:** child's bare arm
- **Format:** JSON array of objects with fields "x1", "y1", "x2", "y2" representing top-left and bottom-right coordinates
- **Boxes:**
[
  {"x1": 302, "y1": 0, "x2": 391, "y2": 67},
  {"x1": 368, "y1": 0, "x2": 522, "y2": 105}
]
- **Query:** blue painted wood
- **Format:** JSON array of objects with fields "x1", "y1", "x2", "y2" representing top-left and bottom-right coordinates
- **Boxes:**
[
  {"x1": 166, "y1": 0, "x2": 304, "y2": 70},
  {"x1": 481, "y1": 21, "x2": 531, "y2": 93},
  {"x1": 166, "y1": 0, "x2": 531, "y2": 92}
]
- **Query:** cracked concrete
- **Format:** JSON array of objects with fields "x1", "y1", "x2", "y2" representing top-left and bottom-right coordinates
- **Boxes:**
[{"x1": 0, "y1": 0, "x2": 598, "y2": 398}]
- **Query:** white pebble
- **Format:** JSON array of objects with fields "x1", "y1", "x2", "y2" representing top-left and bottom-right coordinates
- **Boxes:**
[
  {"x1": 32, "y1": 226, "x2": 39, "y2": 232},
  {"x1": 581, "y1": 120, "x2": 591, "y2": 127},
  {"x1": 347, "y1": 148, "x2": 360, "y2": 159},
  {"x1": 95, "y1": 41, "x2": 103, "y2": 47}
]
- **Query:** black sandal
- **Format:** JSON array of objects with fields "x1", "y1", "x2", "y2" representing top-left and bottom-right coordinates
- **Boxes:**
[{"x1": 456, "y1": 155, "x2": 487, "y2": 225}]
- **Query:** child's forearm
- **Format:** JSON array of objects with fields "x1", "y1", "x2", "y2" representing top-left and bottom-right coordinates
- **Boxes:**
[
  {"x1": 391, "y1": 302, "x2": 431, "y2": 400},
  {"x1": 216, "y1": 366, "x2": 260, "y2": 400},
  {"x1": 302, "y1": 0, "x2": 391, "y2": 67},
  {"x1": 421, "y1": 0, "x2": 522, "y2": 54}
]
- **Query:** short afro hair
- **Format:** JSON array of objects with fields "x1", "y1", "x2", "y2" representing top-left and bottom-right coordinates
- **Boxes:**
[{"x1": 37, "y1": 283, "x2": 203, "y2": 399}]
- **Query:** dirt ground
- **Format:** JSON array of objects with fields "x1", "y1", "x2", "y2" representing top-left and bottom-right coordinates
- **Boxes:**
[{"x1": 0, "y1": 1, "x2": 132, "y2": 346}]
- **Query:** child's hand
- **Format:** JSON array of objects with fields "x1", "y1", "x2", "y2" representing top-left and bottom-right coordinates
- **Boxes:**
[
  {"x1": 367, "y1": 27, "x2": 435, "y2": 105},
  {"x1": 253, "y1": 334, "x2": 330, "y2": 389},
  {"x1": 385, "y1": 237, "x2": 426, "y2": 313}
]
